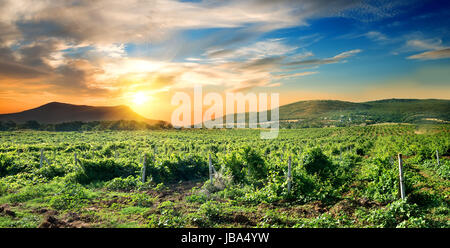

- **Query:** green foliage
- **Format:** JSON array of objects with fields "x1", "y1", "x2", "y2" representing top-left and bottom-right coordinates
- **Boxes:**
[
  {"x1": 106, "y1": 176, "x2": 140, "y2": 191},
  {"x1": 49, "y1": 183, "x2": 90, "y2": 210},
  {"x1": 223, "y1": 152, "x2": 246, "y2": 183},
  {"x1": 147, "y1": 201, "x2": 184, "y2": 228},
  {"x1": 422, "y1": 160, "x2": 450, "y2": 180},
  {"x1": 359, "y1": 199, "x2": 423, "y2": 228},
  {"x1": 7, "y1": 184, "x2": 48, "y2": 203},
  {"x1": 302, "y1": 148, "x2": 334, "y2": 178},
  {"x1": 130, "y1": 193, "x2": 156, "y2": 207},
  {"x1": 223, "y1": 146, "x2": 267, "y2": 186},
  {"x1": 0, "y1": 181, "x2": 7, "y2": 196},
  {"x1": 186, "y1": 193, "x2": 208, "y2": 203},
  {"x1": 289, "y1": 167, "x2": 316, "y2": 202},
  {"x1": 364, "y1": 158, "x2": 399, "y2": 203},
  {"x1": 294, "y1": 213, "x2": 352, "y2": 228},
  {"x1": 0, "y1": 154, "x2": 29, "y2": 177},
  {"x1": 0, "y1": 125, "x2": 448, "y2": 228},
  {"x1": 73, "y1": 158, "x2": 139, "y2": 184},
  {"x1": 145, "y1": 154, "x2": 208, "y2": 184},
  {"x1": 38, "y1": 164, "x2": 66, "y2": 179},
  {"x1": 188, "y1": 201, "x2": 227, "y2": 227},
  {"x1": 0, "y1": 120, "x2": 172, "y2": 131},
  {"x1": 238, "y1": 184, "x2": 282, "y2": 204}
]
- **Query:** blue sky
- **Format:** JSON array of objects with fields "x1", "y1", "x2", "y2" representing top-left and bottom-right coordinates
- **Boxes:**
[{"x1": 0, "y1": 0, "x2": 449, "y2": 119}]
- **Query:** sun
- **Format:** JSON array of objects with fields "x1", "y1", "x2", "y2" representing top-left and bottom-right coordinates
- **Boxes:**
[{"x1": 132, "y1": 92, "x2": 149, "y2": 105}]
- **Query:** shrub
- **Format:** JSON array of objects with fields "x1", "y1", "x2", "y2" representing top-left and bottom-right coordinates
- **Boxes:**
[
  {"x1": 147, "y1": 201, "x2": 184, "y2": 228},
  {"x1": 364, "y1": 158, "x2": 399, "y2": 203},
  {"x1": 188, "y1": 201, "x2": 226, "y2": 227},
  {"x1": 223, "y1": 152, "x2": 245, "y2": 183},
  {"x1": 38, "y1": 164, "x2": 66, "y2": 179},
  {"x1": 106, "y1": 176, "x2": 140, "y2": 191},
  {"x1": 49, "y1": 183, "x2": 90, "y2": 210},
  {"x1": 74, "y1": 158, "x2": 140, "y2": 184},
  {"x1": 223, "y1": 147, "x2": 267, "y2": 186},
  {"x1": 0, "y1": 181, "x2": 6, "y2": 196},
  {"x1": 7, "y1": 185, "x2": 47, "y2": 203},
  {"x1": 422, "y1": 160, "x2": 450, "y2": 180},
  {"x1": 186, "y1": 193, "x2": 208, "y2": 203},
  {"x1": 361, "y1": 199, "x2": 422, "y2": 228},
  {"x1": 241, "y1": 147, "x2": 267, "y2": 185},
  {"x1": 289, "y1": 167, "x2": 316, "y2": 202},
  {"x1": 145, "y1": 154, "x2": 208, "y2": 184},
  {"x1": 302, "y1": 148, "x2": 334, "y2": 178},
  {"x1": 238, "y1": 184, "x2": 281, "y2": 204},
  {"x1": 130, "y1": 193, "x2": 156, "y2": 207},
  {"x1": 0, "y1": 154, "x2": 29, "y2": 177}
]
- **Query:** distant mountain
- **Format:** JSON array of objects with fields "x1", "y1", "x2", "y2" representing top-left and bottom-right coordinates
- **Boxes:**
[
  {"x1": 212, "y1": 98, "x2": 450, "y2": 127},
  {"x1": 0, "y1": 102, "x2": 163, "y2": 124}
]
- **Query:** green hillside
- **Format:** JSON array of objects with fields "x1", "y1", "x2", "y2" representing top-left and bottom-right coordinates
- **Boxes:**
[{"x1": 215, "y1": 99, "x2": 450, "y2": 128}]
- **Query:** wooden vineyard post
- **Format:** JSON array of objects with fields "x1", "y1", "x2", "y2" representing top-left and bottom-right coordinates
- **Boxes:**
[
  {"x1": 74, "y1": 152, "x2": 81, "y2": 168},
  {"x1": 209, "y1": 154, "x2": 213, "y2": 185},
  {"x1": 398, "y1": 154, "x2": 406, "y2": 200},
  {"x1": 436, "y1": 150, "x2": 440, "y2": 166},
  {"x1": 142, "y1": 154, "x2": 147, "y2": 183},
  {"x1": 287, "y1": 156, "x2": 292, "y2": 194},
  {"x1": 40, "y1": 148, "x2": 44, "y2": 168}
]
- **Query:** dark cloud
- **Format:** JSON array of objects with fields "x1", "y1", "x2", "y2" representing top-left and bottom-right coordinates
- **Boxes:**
[
  {"x1": 0, "y1": 60, "x2": 49, "y2": 79},
  {"x1": 0, "y1": 46, "x2": 16, "y2": 62},
  {"x1": 19, "y1": 40, "x2": 61, "y2": 69},
  {"x1": 51, "y1": 59, "x2": 105, "y2": 93}
]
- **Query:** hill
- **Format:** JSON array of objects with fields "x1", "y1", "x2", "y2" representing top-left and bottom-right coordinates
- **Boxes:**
[
  {"x1": 214, "y1": 98, "x2": 450, "y2": 128},
  {"x1": 0, "y1": 102, "x2": 162, "y2": 124}
]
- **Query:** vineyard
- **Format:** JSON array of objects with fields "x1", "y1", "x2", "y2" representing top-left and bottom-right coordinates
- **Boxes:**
[{"x1": 0, "y1": 124, "x2": 449, "y2": 228}]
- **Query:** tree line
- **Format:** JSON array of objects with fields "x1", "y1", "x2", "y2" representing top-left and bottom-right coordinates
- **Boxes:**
[{"x1": 0, "y1": 120, "x2": 173, "y2": 131}]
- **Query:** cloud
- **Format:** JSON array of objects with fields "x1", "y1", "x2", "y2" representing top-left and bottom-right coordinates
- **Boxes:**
[
  {"x1": 338, "y1": 30, "x2": 391, "y2": 44},
  {"x1": 403, "y1": 35, "x2": 450, "y2": 60},
  {"x1": 406, "y1": 38, "x2": 445, "y2": 51},
  {"x1": 407, "y1": 48, "x2": 450, "y2": 60},
  {"x1": 0, "y1": 0, "x2": 385, "y2": 102},
  {"x1": 364, "y1": 31, "x2": 388, "y2": 41},
  {"x1": 274, "y1": 71, "x2": 318, "y2": 79},
  {"x1": 0, "y1": 60, "x2": 49, "y2": 79},
  {"x1": 1, "y1": 0, "x2": 399, "y2": 46},
  {"x1": 286, "y1": 49, "x2": 362, "y2": 66},
  {"x1": 205, "y1": 38, "x2": 297, "y2": 61}
]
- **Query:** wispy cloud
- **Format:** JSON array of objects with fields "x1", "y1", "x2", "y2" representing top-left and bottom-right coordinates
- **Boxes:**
[
  {"x1": 404, "y1": 36, "x2": 450, "y2": 60},
  {"x1": 339, "y1": 30, "x2": 389, "y2": 42},
  {"x1": 408, "y1": 48, "x2": 450, "y2": 60},
  {"x1": 406, "y1": 38, "x2": 445, "y2": 51},
  {"x1": 286, "y1": 49, "x2": 362, "y2": 66}
]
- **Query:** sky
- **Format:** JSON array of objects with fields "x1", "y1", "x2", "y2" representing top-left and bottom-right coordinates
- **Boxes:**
[{"x1": 0, "y1": 0, "x2": 449, "y2": 121}]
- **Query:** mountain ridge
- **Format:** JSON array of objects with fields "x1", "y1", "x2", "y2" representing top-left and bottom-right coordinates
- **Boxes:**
[
  {"x1": 210, "y1": 98, "x2": 450, "y2": 127},
  {"x1": 0, "y1": 102, "x2": 163, "y2": 124}
]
